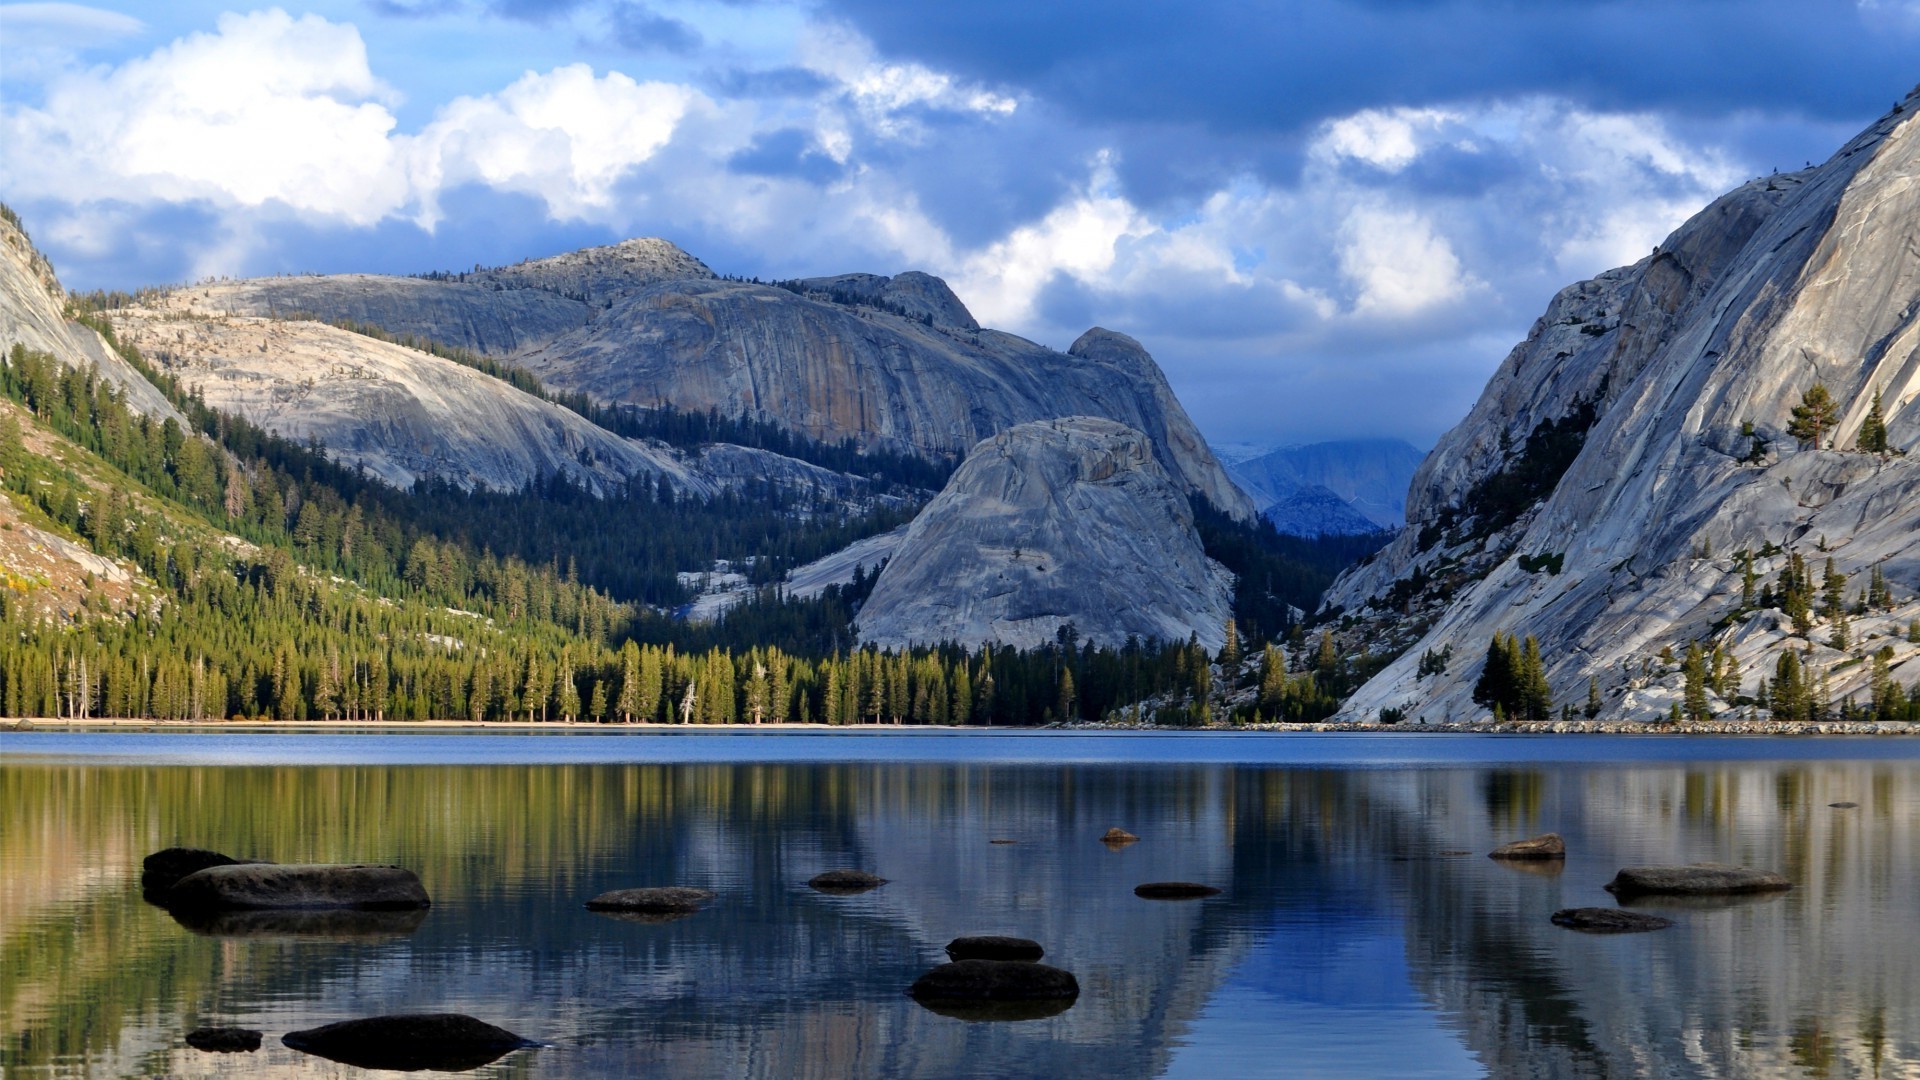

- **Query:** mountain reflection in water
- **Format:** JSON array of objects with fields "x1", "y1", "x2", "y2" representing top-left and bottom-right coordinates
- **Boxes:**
[{"x1": 1, "y1": 744, "x2": 1915, "y2": 1078}]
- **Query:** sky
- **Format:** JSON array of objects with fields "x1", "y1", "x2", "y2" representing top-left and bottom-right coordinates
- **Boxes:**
[{"x1": 1, "y1": 2, "x2": 1915, "y2": 447}]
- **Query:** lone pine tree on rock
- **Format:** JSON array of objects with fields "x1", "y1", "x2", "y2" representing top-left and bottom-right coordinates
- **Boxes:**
[{"x1": 1787, "y1": 383, "x2": 1840, "y2": 449}]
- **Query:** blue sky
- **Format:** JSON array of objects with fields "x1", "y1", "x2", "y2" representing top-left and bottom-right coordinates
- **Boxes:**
[{"x1": 2, "y1": 1, "x2": 1914, "y2": 445}]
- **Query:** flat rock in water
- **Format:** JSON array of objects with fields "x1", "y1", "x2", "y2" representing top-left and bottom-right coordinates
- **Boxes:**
[
  {"x1": 946, "y1": 935, "x2": 1045, "y2": 962},
  {"x1": 185, "y1": 1027, "x2": 261, "y2": 1053},
  {"x1": 1101, "y1": 828, "x2": 1139, "y2": 846},
  {"x1": 1829, "y1": 801, "x2": 1859, "y2": 808},
  {"x1": 142, "y1": 848, "x2": 250, "y2": 896},
  {"x1": 167, "y1": 863, "x2": 431, "y2": 911},
  {"x1": 1604, "y1": 864, "x2": 1791, "y2": 897},
  {"x1": 282, "y1": 1013, "x2": 538, "y2": 1072},
  {"x1": 1551, "y1": 908, "x2": 1675, "y2": 933},
  {"x1": 1489, "y1": 833, "x2": 1566, "y2": 860},
  {"x1": 1134, "y1": 882, "x2": 1221, "y2": 900},
  {"x1": 167, "y1": 906, "x2": 428, "y2": 941},
  {"x1": 585, "y1": 887, "x2": 715, "y2": 914},
  {"x1": 988, "y1": 838, "x2": 1019, "y2": 845},
  {"x1": 809, "y1": 869, "x2": 887, "y2": 893},
  {"x1": 910, "y1": 960, "x2": 1079, "y2": 1003}
]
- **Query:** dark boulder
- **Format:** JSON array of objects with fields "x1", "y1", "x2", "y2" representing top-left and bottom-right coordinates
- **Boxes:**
[
  {"x1": 167, "y1": 863, "x2": 430, "y2": 911},
  {"x1": 1551, "y1": 908, "x2": 1675, "y2": 933},
  {"x1": 1829, "y1": 801, "x2": 1859, "y2": 808},
  {"x1": 142, "y1": 848, "x2": 250, "y2": 897},
  {"x1": 809, "y1": 869, "x2": 887, "y2": 894},
  {"x1": 185, "y1": 1027, "x2": 261, "y2": 1053},
  {"x1": 946, "y1": 935, "x2": 1045, "y2": 962},
  {"x1": 585, "y1": 886, "x2": 715, "y2": 914},
  {"x1": 282, "y1": 1013, "x2": 539, "y2": 1072},
  {"x1": 1100, "y1": 828, "x2": 1139, "y2": 846},
  {"x1": 1604, "y1": 865, "x2": 1791, "y2": 897},
  {"x1": 910, "y1": 959, "x2": 1079, "y2": 1006},
  {"x1": 1489, "y1": 833, "x2": 1566, "y2": 860},
  {"x1": 1134, "y1": 882, "x2": 1221, "y2": 900}
]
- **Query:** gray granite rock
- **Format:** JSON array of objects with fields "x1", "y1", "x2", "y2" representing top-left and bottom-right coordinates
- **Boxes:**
[
  {"x1": 166, "y1": 863, "x2": 431, "y2": 911},
  {"x1": 1603, "y1": 865, "x2": 1793, "y2": 897}
]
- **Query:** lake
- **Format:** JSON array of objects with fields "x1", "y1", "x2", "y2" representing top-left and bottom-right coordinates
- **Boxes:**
[{"x1": 2, "y1": 732, "x2": 1916, "y2": 1078}]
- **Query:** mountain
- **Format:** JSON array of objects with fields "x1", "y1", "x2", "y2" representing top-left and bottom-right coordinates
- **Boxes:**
[
  {"x1": 856, "y1": 417, "x2": 1233, "y2": 652},
  {"x1": 1325, "y1": 86, "x2": 1920, "y2": 724},
  {"x1": 1225, "y1": 438, "x2": 1424, "y2": 528},
  {"x1": 1260, "y1": 484, "x2": 1389, "y2": 539},
  {"x1": 191, "y1": 255, "x2": 1256, "y2": 519}
]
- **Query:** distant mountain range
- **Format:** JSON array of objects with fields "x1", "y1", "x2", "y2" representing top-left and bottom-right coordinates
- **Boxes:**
[{"x1": 1214, "y1": 438, "x2": 1423, "y2": 537}]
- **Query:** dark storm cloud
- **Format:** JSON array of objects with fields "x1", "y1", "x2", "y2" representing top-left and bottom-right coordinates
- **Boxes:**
[{"x1": 727, "y1": 128, "x2": 844, "y2": 184}]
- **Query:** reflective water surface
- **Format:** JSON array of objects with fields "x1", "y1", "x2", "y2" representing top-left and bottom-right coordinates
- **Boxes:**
[{"x1": 2, "y1": 733, "x2": 1916, "y2": 1078}]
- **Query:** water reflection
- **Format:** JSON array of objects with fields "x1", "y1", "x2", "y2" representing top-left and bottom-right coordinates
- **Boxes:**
[{"x1": 0, "y1": 751, "x2": 1915, "y2": 1078}]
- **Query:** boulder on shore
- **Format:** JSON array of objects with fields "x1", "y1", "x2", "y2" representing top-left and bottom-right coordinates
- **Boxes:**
[
  {"x1": 1489, "y1": 833, "x2": 1566, "y2": 860},
  {"x1": 809, "y1": 869, "x2": 887, "y2": 894},
  {"x1": 282, "y1": 1014, "x2": 538, "y2": 1072},
  {"x1": 585, "y1": 887, "x2": 715, "y2": 914},
  {"x1": 185, "y1": 1028, "x2": 262, "y2": 1053},
  {"x1": 167, "y1": 863, "x2": 431, "y2": 911},
  {"x1": 910, "y1": 959, "x2": 1079, "y2": 1003},
  {"x1": 142, "y1": 848, "x2": 251, "y2": 897},
  {"x1": 1134, "y1": 882, "x2": 1221, "y2": 900},
  {"x1": 1550, "y1": 908, "x2": 1675, "y2": 933},
  {"x1": 946, "y1": 935, "x2": 1045, "y2": 962},
  {"x1": 1603, "y1": 865, "x2": 1791, "y2": 897}
]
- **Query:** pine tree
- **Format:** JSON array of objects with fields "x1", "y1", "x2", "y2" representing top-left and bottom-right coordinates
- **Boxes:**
[
  {"x1": 1585, "y1": 676, "x2": 1602, "y2": 720},
  {"x1": 1856, "y1": 387, "x2": 1889, "y2": 456},
  {"x1": 1787, "y1": 383, "x2": 1840, "y2": 448},
  {"x1": 1682, "y1": 642, "x2": 1710, "y2": 722},
  {"x1": 1217, "y1": 619, "x2": 1240, "y2": 670}
]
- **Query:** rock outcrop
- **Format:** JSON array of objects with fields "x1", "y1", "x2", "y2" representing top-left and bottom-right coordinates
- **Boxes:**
[
  {"x1": 195, "y1": 256, "x2": 1253, "y2": 518},
  {"x1": 1327, "y1": 86, "x2": 1920, "y2": 724},
  {"x1": 856, "y1": 418, "x2": 1234, "y2": 652}
]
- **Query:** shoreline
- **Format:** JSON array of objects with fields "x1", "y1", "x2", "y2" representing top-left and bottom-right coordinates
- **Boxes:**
[{"x1": 5, "y1": 717, "x2": 1915, "y2": 736}]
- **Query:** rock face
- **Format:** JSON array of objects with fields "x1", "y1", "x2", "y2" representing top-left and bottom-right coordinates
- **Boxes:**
[
  {"x1": 1260, "y1": 484, "x2": 1389, "y2": 539},
  {"x1": 1488, "y1": 833, "x2": 1566, "y2": 860},
  {"x1": 1225, "y1": 438, "x2": 1424, "y2": 528},
  {"x1": 857, "y1": 418, "x2": 1235, "y2": 652},
  {"x1": 0, "y1": 213, "x2": 179, "y2": 419},
  {"x1": 201, "y1": 257, "x2": 1252, "y2": 518},
  {"x1": 165, "y1": 863, "x2": 431, "y2": 911},
  {"x1": 1603, "y1": 865, "x2": 1793, "y2": 897},
  {"x1": 1327, "y1": 87, "x2": 1920, "y2": 724},
  {"x1": 282, "y1": 1014, "x2": 538, "y2": 1072}
]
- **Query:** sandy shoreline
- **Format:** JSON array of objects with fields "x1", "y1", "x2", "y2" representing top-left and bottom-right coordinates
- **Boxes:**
[{"x1": 5, "y1": 717, "x2": 1914, "y2": 735}]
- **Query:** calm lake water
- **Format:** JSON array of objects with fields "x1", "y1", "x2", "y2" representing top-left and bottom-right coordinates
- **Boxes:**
[{"x1": 2, "y1": 732, "x2": 1916, "y2": 1078}]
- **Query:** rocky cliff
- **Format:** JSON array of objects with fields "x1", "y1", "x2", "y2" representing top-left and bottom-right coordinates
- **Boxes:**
[
  {"x1": 1226, "y1": 438, "x2": 1424, "y2": 528},
  {"x1": 857, "y1": 417, "x2": 1233, "y2": 652},
  {"x1": 1326, "y1": 86, "x2": 1920, "y2": 723},
  {"x1": 192, "y1": 255, "x2": 1254, "y2": 519}
]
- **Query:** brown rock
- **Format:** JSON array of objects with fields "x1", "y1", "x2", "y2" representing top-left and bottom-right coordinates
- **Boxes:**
[
  {"x1": 166, "y1": 864, "x2": 430, "y2": 911},
  {"x1": 1603, "y1": 865, "x2": 1792, "y2": 897},
  {"x1": 946, "y1": 935, "x2": 1045, "y2": 962},
  {"x1": 1488, "y1": 833, "x2": 1566, "y2": 860},
  {"x1": 1100, "y1": 828, "x2": 1140, "y2": 846}
]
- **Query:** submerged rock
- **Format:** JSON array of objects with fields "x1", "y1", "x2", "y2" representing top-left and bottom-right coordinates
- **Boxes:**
[
  {"x1": 585, "y1": 887, "x2": 715, "y2": 914},
  {"x1": 946, "y1": 935, "x2": 1045, "y2": 962},
  {"x1": 808, "y1": 870, "x2": 887, "y2": 894},
  {"x1": 1133, "y1": 882, "x2": 1221, "y2": 900},
  {"x1": 1489, "y1": 833, "x2": 1567, "y2": 860},
  {"x1": 1829, "y1": 801, "x2": 1860, "y2": 808},
  {"x1": 141, "y1": 848, "x2": 250, "y2": 897},
  {"x1": 1100, "y1": 828, "x2": 1140, "y2": 846},
  {"x1": 167, "y1": 863, "x2": 431, "y2": 911},
  {"x1": 282, "y1": 1014, "x2": 538, "y2": 1072},
  {"x1": 910, "y1": 960, "x2": 1080, "y2": 1004},
  {"x1": 184, "y1": 1027, "x2": 261, "y2": 1053},
  {"x1": 167, "y1": 906, "x2": 428, "y2": 941},
  {"x1": 1551, "y1": 908, "x2": 1675, "y2": 933},
  {"x1": 1603, "y1": 865, "x2": 1792, "y2": 897}
]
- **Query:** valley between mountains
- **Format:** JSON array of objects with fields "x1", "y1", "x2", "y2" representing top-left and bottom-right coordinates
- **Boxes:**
[{"x1": 1, "y1": 85, "x2": 1917, "y2": 728}]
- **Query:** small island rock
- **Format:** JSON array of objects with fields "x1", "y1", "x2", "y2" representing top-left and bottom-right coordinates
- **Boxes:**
[
  {"x1": 809, "y1": 869, "x2": 887, "y2": 893},
  {"x1": 946, "y1": 935, "x2": 1045, "y2": 962},
  {"x1": 1134, "y1": 882, "x2": 1221, "y2": 900},
  {"x1": 1489, "y1": 833, "x2": 1566, "y2": 860},
  {"x1": 167, "y1": 863, "x2": 431, "y2": 911},
  {"x1": 910, "y1": 959, "x2": 1079, "y2": 1003},
  {"x1": 1550, "y1": 908, "x2": 1675, "y2": 933},
  {"x1": 585, "y1": 887, "x2": 715, "y2": 914},
  {"x1": 282, "y1": 1014, "x2": 538, "y2": 1072},
  {"x1": 1100, "y1": 828, "x2": 1139, "y2": 846},
  {"x1": 1829, "y1": 801, "x2": 1859, "y2": 809},
  {"x1": 185, "y1": 1027, "x2": 262, "y2": 1053},
  {"x1": 1603, "y1": 865, "x2": 1791, "y2": 897}
]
